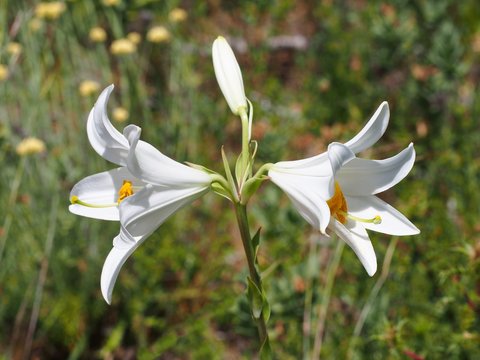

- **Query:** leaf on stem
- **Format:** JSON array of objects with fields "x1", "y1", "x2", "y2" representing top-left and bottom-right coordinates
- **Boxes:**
[
  {"x1": 247, "y1": 276, "x2": 263, "y2": 319},
  {"x1": 252, "y1": 227, "x2": 261, "y2": 263},
  {"x1": 260, "y1": 337, "x2": 273, "y2": 360},
  {"x1": 221, "y1": 146, "x2": 239, "y2": 201}
]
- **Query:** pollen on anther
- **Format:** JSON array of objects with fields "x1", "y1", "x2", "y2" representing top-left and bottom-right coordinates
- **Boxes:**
[
  {"x1": 118, "y1": 180, "x2": 134, "y2": 203},
  {"x1": 70, "y1": 195, "x2": 79, "y2": 204}
]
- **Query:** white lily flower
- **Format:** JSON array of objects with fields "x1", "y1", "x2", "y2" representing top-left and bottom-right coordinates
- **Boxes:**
[
  {"x1": 269, "y1": 102, "x2": 419, "y2": 276},
  {"x1": 69, "y1": 85, "x2": 212, "y2": 303},
  {"x1": 212, "y1": 36, "x2": 247, "y2": 116}
]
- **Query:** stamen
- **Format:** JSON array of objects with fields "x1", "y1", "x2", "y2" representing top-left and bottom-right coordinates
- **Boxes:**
[
  {"x1": 70, "y1": 195, "x2": 117, "y2": 208},
  {"x1": 327, "y1": 182, "x2": 382, "y2": 225},
  {"x1": 327, "y1": 182, "x2": 348, "y2": 224},
  {"x1": 339, "y1": 211, "x2": 382, "y2": 224},
  {"x1": 118, "y1": 180, "x2": 134, "y2": 203},
  {"x1": 70, "y1": 179, "x2": 135, "y2": 208}
]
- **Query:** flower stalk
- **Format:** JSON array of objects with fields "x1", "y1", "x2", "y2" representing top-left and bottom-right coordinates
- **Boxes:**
[{"x1": 233, "y1": 203, "x2": 270, "y2": 353}]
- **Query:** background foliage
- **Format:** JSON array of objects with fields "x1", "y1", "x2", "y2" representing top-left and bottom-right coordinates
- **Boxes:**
[{"x1": 1, "y1": 0, "x2": 479, "y2": 359}]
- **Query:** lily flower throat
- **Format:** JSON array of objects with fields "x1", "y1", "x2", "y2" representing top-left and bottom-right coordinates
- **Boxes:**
[
  {"x1": 327, "y1": 182, "x2": 382, "y2": 225},
  {"x1": 71, "y1": 180, "x2": 135, "y2": 208}
]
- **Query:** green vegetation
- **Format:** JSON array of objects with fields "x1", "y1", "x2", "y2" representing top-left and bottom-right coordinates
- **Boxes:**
[{"x1": 1, "y1": 0, "x2": 479, "y2": 358}]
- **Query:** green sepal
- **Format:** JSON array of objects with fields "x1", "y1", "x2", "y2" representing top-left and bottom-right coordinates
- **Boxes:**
[
  {"x1": 211, "y1": 182, "x2": 233, "y2": 202},
  {"x1": 240, "y1": 175, "x2": 268, "y2": 205},
  {"x1": 184, "y1": 161, "x2": 217, "y2": 175},
  {"x1": 251, "y1": 227, "x2": 261, "y2": 263},
  {"x1": 221, "y1": 146, "x2": 239, "y2": 202},
  {"x1": 235, "y1": 151, "x2": 244, "y2": 186},
  {"x1": 260, "y1": 337, "x2": 273, "y2": 360},
  {"x1": 247, "y1": 276, "x2": 263, "y2": 319}
]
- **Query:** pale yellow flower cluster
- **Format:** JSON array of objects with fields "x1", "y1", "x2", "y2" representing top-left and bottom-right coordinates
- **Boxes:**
[
  {"x1": 169, "y1": 8, "x2": 188, "y2": 23},
  {"x1": 7, "y1": 42, "x2": 22, "y2": 56},
  {"x1": 89, "y1": 27, "x2": 107, "y2": 43},
  {"x1": 0, "y1": 65, "x2": 9, "y2": 81},
  {"x1": 110, "y1": 38, "x2": 136, "y2": 55},
  {"x1": 79, "y1": 80, "x2": 100, "y2": 97},
  {"x1": 102, "y1": 0, "x2": 121, "y2": 6},
  {"x1": 29, "y1": 18, "x2": 43, "y2": 32},
  {"x1": 35, "y1": 2, "x2": 66, "y2": 20},
  {"x1": 146, "y1": 26, "x2": 170, "y2": 44},
  {"x1": 112, "y1": 107, "x2": 129, "y2": 122},
  {"x1": 127, "y1": 32, "x2": 142, "y2": 45},
  {"x1": 16, "y1": 137, "x2": 46, "y2": 156}
]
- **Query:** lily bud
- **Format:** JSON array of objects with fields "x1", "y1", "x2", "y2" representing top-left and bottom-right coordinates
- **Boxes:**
[{"x1": 212, "y1": 36, "x2": 247, "y2": 115}]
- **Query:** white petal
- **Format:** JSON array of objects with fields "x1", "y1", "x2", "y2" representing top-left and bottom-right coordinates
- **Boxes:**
[
  {"x1": 86, "y1": 85, "x2": 129, "y2": 166},
  {"x1": 123, "y1": 125, "x2": 211, "y2": 187},
  {"x1": 271, "y1": 102, "x2": 389, "y2": 169},
  {"x1": 269, "y1": 170, "x2": 331, "y2": 233},
  {"x1": 212, "y1": 36, "x2": 247, "y2": 115},
  {"x1": 271, "y1": 152, "x2": 328, "y2": 172},
  {"x1": 69, "y1": 167, "x2": 142, "y2": 221},
  {"x1": 327, "y1": 143, "x2": 355, "y2": 177},
  {"x1": 101, "y1": 226, "x2": 140, "y2": 304},
  {"x1": 344, "y1": 102, "x2": 389, "y2": 154},
  {"x1": 338, "y1": 143, "x2": 415, "y2": 195},
  {"x1": 346, "y1": 195, "x2": 420, "y2": 236},
  {"x1": 100, "y1": 184, "x2": 210, "y2": 303},
  {"x1": 329, "y1": 219, "x2": 377, "y2": 276}
]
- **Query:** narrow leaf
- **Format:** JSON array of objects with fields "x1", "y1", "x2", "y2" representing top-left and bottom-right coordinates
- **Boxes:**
[
  {"x1": 252, "y1": 227, "x2": 261, "y2": 263},
  {"x1": 247, "y1": 277, "x2": 263, "y2": 319},
  {"x1": 211, "y1": 183, "x2": 233, "y2": 202},
  {"x1": 221, "y1": 146, "x2": 238, "y2": 201},
  {"x1": 241, "y1": 175, "x2": 268, "y2": 204},
  {"x1": 261, "y1": 288, "x2": 271, "y2": 323},
  {"x1": 260, "y1": 337, "x2": 272, "y2": 360}
]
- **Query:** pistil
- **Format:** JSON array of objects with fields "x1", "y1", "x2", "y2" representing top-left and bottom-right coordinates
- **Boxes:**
[
  {"x1": 70, "y1": 179, "x2": 135, "y2": 208},
  {"x1": 327, "y1": 182, "x2": 382, "y2": 225}
]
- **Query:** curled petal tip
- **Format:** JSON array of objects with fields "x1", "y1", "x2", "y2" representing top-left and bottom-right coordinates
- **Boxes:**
[{"x1": 365, "y1": 261, "x2": 377, "y2": 277}]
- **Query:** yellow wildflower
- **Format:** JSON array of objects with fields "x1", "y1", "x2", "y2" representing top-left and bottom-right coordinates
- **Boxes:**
[
  {"x1": 35, "y1": 2, "x2": 66, "y2": 20},
  {"x1": 112, "y1": 107, "x2": 129, "y2": 122},
  {"x1": 7, "y1": 42, "x2": 22, "y2": 56},
  {"x1": 147, "y1": 26, "x2": 171, "y2": 44},
  {"x1": 169, "y1": 8, "x2": 188, "y2": 23},
  {"x1": 127, "y1": 32, "x2": 142, "y2": 45},
  {"x1": 110, "y1": 38, "x2": 136, "y2": 55},
  {"x1": 102, "y1": 0, "x2": 121, "y2": 6},
  {"x1": 0, "y1": 65, "x2": 9, "y2": 81},
  {"x1": 16, "y1": 137, "x2": 46, "y2": 156},
  {"x1": 29, "y1": 18, "x2": 43, "y2": 32},
  {"x1": 79, "y1": 80, "x2": 100, "y2": 97},
  {"x1": 89, "y1": 27, "x2": 107, "y2": 43}
]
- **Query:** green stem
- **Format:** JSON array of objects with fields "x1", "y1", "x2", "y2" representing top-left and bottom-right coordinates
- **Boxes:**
[
  {"x1": 239, "y1": 109, "x2": 250, "y2": 182},
  {"x1": 234, "y1": 203, "x2": 269, "y2": 348}
]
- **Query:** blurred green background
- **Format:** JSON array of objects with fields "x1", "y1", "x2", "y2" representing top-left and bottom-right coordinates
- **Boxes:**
[{"x1": 1, "y1": 0, "x2": 479, "y2": 359}]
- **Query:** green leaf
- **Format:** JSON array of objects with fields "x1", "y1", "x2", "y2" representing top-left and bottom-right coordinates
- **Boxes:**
[
  {"x1": 262, "y1": 288, "x2": 271, "y2": 323},
  {"x1": 260, "y1": 337, "x2": 273, "y2": 360},
  {"x1": 241, "y1": 175, "x2": 268, "y2": 205},
  {"x1": 221, "y1": 146, "x2": 238, "y2": 201},
  {"x1": 235, "y1": 151, "x2": 243, "y2": 187},
  {"x1": 252, "y1": 227, "x2": 261, "y2": 263},
  {"x1": 247, "y1": 276, "x2": 263, "y2": 319},
  {"x1": 211, "y1": 182, "x2": 233, "y2": 202}
]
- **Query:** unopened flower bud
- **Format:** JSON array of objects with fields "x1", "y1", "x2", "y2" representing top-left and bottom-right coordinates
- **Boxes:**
[{"x1": 212, "y1": 36, "x2": 247, "y2": 116}]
